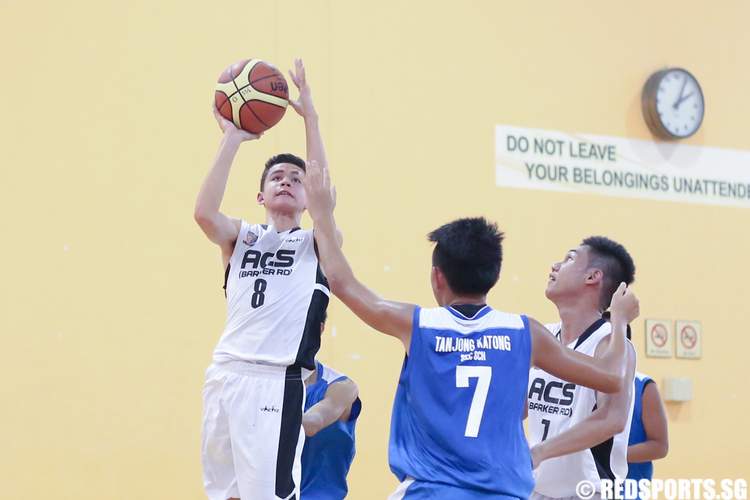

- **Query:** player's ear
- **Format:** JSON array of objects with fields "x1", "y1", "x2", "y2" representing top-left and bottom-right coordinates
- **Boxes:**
[
  {"x1": 257, "y1": 192, "x2": 265, "y2": 205},
  {"x1": 585, "y1": 268, "x2": 603, "y2": 285},
  {"x1": 432, "y1": 266, "x2": 445, "y2": 289}
]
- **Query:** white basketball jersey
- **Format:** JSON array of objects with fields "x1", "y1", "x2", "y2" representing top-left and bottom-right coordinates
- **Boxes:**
[
  {"x1": 527, "y1": 319, "x2": 635, "y2": 497},
  {"x1": 212, "y1": 221, "x2": 329, "y2": 369}
]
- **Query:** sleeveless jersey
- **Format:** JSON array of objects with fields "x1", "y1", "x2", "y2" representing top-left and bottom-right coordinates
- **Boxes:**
[
  {"x1": 627, "y1": 372, "x2": 655, "y2": 481},
  {"x1": 301, "y1": 361, "x2": 361, "y2": 500},
  {"x1": 212, "y1": 221, "x2": 329, "y2": 369},
  {"x1": 527, "y1": 319, "x2": 635, "y2": 497},
  {"x1": 389, "y1": 305, "x2": 534, "y2": 498}
]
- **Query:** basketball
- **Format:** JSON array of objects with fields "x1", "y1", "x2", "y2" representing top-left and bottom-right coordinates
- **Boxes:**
[{"x1": 215, "y1": 59, "x2": 289, "y2": 134}]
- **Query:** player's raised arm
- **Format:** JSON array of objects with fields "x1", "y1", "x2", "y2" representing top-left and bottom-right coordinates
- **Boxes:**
[
  {"x1": 194, "y1": 108, "x2": 261, "y2": 264},
  {"x1": 303, "y1": 378, "x2": 359, "y2": 437},
  {"x1": 289, "y1": 59, "x2": 327, "y2": 170},
  {"x1": 303, "y1": 161, "x2": 415, "y2": 349},
  {"x1": 531, "y1": 283, "x2": 639, "y2": 394}
]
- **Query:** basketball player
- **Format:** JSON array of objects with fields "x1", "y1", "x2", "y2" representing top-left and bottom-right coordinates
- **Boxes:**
[
  {"x1": 626, "y1": 372, "x2": 669, "y2": 483},
  {"x1": 302, "y1": 161, "x2": 639, "y2": 499},
  {"x1": 194, "y1": 60, "x2": 336, "y2": 500},
  {"x1": 301, "y1": 314, "x2": 361, "y2": 500},
  {"x1": 526, "y1": 237, "x2": 638, "y2": 500}
]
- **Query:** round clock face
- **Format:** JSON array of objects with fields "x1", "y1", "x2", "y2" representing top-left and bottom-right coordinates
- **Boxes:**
[{"x1": 654, "y1": 68, "x2": 705, "y2": 138}]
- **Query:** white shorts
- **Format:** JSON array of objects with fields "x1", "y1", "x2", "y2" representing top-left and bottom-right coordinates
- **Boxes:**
[{"x1": 201, "y1": 361, "x2": 305, "y2": 500}]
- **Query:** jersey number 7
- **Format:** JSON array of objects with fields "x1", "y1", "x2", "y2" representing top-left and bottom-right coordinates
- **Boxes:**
[{"x1": 455, "y1": 365, "x2": 492, "y2": 438}]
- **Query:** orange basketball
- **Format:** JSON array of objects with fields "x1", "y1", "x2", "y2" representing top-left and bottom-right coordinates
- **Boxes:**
[{"x1": 214, "y1": 59, "x2": 289, "y2": 134}]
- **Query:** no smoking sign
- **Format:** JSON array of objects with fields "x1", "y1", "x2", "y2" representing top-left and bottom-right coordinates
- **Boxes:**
[
  {"x1": 645, "y1": 319, "x2": 673, "y2": 358},
  {"x1": 676, "y1": 321, "x2": 702, "y2": 359}
]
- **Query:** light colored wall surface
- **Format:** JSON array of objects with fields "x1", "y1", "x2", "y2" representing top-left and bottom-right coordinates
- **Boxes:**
[{"x1": 2, "y1": 1, "x2": 748, "y2": 498}]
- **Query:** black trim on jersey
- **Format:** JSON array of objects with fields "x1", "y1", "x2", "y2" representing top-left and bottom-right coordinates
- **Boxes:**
[
  {"x1": 275, "y1": 366, "x2": 303, "y2": 499},
  {"x1": 223, "y1": 263, "x2": 231, "y2": 298},
  {"x1": 292, "y1": 263, "x2": 329, "y2": 370},
  {"x1": 289, "y1": 226, "x2": 301, "y2": 233},
  {"x1": 602, "y1": 311, "x2": 633, "y2": 340},
  {"x1": 590, "y1": 435, "x2": 616, "y2": 480},
  {"x1": 451, "y1": 304, "x2": 487, "y2": 318},
  {"x1": 573, "y1": 318, "x2": 608, "y2": 350},
  {"x1": 642, "y1": 378, "x2": 655, "y2": 390},
  {"x1": 261, "y1": 224, "x2": 269, "y2": 230}
]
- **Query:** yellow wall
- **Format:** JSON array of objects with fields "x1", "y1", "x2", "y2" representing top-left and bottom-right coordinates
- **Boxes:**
[{"x1": 2, "y1": 1, "x2": 748, "y2": 498}]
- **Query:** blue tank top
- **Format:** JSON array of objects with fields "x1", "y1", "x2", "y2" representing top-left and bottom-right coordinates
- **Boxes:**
[
  {"x1": 389, "y1": 305, "x2": 534, "y2": 498},
  {"x1": 301, "y1": 361, "x2": 361, "y2": 500},
  {"x1": 627, "y1": 373, "x2": 654, "y2": 481}
]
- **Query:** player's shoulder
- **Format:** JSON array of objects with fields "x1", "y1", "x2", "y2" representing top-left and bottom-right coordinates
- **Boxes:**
[
  {"x1": 634, "y1": 371, "x2": 653, "y2": 383},
  {"x1": 318, "y1": 361, "x2": 348, "y2": 385}
]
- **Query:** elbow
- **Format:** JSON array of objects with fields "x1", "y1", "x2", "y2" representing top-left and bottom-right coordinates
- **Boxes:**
[
  {"x1": 602, "y1": 374, "x2": 625, "y2": 394},
  {"x1": 655, "y1": 440, "x2": 669, "y2": 459},
  {"x1": 193, "y1": 208, "x2": 215, "y2": 230},
  {"x1": 193, "y1": 207, "x2": 209, "y2": 226},
  {"x1": 609, "y1": 415, "x2": 628, "y2": 436},
  {"x1": 327, "y1": 274, "x2": 346, "y2": 296}
]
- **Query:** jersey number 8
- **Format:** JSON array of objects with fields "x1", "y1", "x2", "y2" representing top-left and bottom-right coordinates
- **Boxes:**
[{"x1": 251, "y1": 279, "x2": 267, "y2": 308}]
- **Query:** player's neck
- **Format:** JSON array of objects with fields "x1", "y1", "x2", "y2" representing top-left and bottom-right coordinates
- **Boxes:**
[
  {"x1": 444, "y1": 294, "x2": 487, "y2": 307},
  {"x1": 266, "y1": 210, "x2": 302, "y2": 232},
  {"x1": 556, "y1": 300, "x2": 603, "y2": 346}
]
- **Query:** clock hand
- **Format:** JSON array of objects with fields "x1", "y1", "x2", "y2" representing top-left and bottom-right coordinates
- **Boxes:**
[
  {"x1": 674, "y1": 91, "x2": 695, "y2": 109},
  {"x1": 673, "y1": 75, "x2": 689, "y2": 109}
]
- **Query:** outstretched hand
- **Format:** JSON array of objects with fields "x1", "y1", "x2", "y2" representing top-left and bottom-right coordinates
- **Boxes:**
[
  {"x1": 213, "y1": 106, "x2": 261, "y2": 142},
  {"x1": 288, "y1": 58, "x2": 318, "y2": 119},
  {"x1": 303, "y1": 160, "x2": 335, "y2": 221},
  {"x1": 608, "y1": 282, "x2": 639, "y2": 325}
]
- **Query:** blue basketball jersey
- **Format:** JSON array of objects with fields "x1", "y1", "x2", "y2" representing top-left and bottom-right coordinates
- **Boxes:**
[
  {"x1": 389, "y1": 305, "x2": 534, "y2": 498},
  {"x1": 301, "y1": 361, "x2": 361, "y2": 500},
  {"x1": 627, "y1": 373, "x2": 655, "y2": 481}
]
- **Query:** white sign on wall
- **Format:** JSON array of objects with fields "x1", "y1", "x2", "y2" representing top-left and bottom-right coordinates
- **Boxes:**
[
  {"x1": 675, "y1": 320, "x2": 702, "y2": 359},
  {"x1": 495, "y1": 125, "x2": 750, "y2": 207},
  {"x1": 645, "y1": 319, "x2": 673, "y2": 358}
]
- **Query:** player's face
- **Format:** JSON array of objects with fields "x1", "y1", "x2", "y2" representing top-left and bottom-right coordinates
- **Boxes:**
[
  {"x1": 258, "y1": 164, "x2": 307, "y2": 214},
  {"x1": 545, "y1": 246, "x2": 591, "y2": 301}
]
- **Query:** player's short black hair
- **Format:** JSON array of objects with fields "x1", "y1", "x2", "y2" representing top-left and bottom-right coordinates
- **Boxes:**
[
  {"x1": 582, "y1": 236, "x2": 636, "y2": 311},
  {"x1": 260, "y1": 153, "x2": 305, "y2": 190},
  {"x1": 428, "y1": 217, "x2": 504, "y2": 296}
]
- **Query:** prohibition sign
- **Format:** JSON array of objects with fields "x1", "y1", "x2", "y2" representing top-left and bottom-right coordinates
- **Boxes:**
[
  {"x1": 650, "y1": 323, "x2": 668, "y2": 348},
  {"x1": 680, "y1": 325, "x2": 698, "y2": 350}
]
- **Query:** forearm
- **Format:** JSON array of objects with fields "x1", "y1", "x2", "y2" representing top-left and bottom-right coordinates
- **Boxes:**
[
  {"x1": 302, "y1": 400, "x2": 340, "y2": 437},
  {"x1": 314, "y1": 213, "x2": 354, "y2": 288},
  {"x1": 303, "y1": 114, "x2": 328, "y2": 169},
  {"x1": 195, "y1": 135, "x2": 241, "y2": 216},
  {"x1": 536, "y1": 414, "x2": 620, "y2": 462},
  {"x1": 628, "y1": 440, "x2": 668, "y2": 462},
  {"x1": 595, "y1": 316, "x2": 627, "y2": 388}
]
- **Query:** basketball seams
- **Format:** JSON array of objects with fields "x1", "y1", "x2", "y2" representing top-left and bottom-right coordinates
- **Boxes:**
[
  {"x1": 245, "y1": 103, "x2": 270, "y2": 128},
  {"x1": 215, "y1": 58, "x2": 288, "y2": 133}
]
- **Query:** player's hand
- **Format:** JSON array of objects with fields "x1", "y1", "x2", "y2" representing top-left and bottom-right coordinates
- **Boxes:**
[
  {"x1": 303, "y1": 160, "x2": 335, "y2": 221},
  {"x1": 288, "y1": 58, "x2": 318, "y2": 119},
  {"x1": 608, "y1": 282, "x2": 640, "y2": 325},
  {"x1": 213, "y1": 106, "x2": 261, "y2": 142}
]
